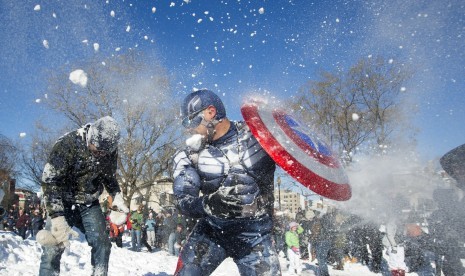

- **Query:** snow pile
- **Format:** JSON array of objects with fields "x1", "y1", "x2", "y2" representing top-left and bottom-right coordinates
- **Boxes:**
[{"x1": 0, "y1": 230, "x2": 388, "y2": 275}]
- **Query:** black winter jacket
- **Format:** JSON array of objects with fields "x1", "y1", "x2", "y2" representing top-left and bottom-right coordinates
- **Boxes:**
[{"x1": 42, "y1": 127, "x2": 120, "y2": 217}]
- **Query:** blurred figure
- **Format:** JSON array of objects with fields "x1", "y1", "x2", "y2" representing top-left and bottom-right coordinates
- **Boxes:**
[
  {"x1": 30, "y1": 209, "x2": 45, "y2": 238},
  {"x1": 16, "y1": 208, "x2": 30, "y2": 240},
  {"x1": 428, "y1": 188, "x2": 465, "y2": 276},
  {"x1": 285, "y1": 221, "x2": 304, "y2": 275},
  {"x1": 130, "y1": 206, "x2": 144, "y2": 252},
  {"x1": 145, "y1": 212, "x2": 156, "y2": 248}
]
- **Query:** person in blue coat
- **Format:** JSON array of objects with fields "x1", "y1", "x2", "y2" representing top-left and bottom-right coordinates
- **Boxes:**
[{"x1": 172, "y1": 89, "x2": 280, "y2": 276}]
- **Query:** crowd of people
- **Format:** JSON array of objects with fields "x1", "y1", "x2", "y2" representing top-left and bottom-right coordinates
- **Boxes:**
[
  {"x1": 272, "y1": 197, "x2": 465, "y2": 276},
  {"x1": 1, "y1": 202, "x2": 45, "y2": 240},
  {"x1": 1, "y1": 199, "x2": 192, "y2": 257},
  {"x1": 104, "y1": 204, "x2": 190, "y2": 256}
]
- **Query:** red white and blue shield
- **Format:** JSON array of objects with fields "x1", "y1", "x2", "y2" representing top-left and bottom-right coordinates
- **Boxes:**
[{"x1": 241, "y1": 99, "x2": 351, "y2": 201}]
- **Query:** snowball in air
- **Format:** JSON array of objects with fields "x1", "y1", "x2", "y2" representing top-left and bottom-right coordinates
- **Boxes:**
[
  {"x1": 19, "y1": 133, "x2": 26, "y2": 138},
  {"x1": 110, "y1": 10, "x2": 115, "y2": 17},
  {"x1": 93, "y1": 43, "x2": 99, "y2": 52},
  {"x1": 34, "y1": 5, "x2": 41, "y2": 11},
  {"x1": 258, "y1": 8, "x2": 265, "y2": 14},
  {"x1": 152, "y1": 7, "x2": 156, "y2": 13},
  {"x1": 43, "y1": 40, "x2": 49, "y2": 49},
  {"x1": 352, "y1": 113, "x2": 360, "y2": 121},
  {"x1": 69, "y1": 69, "x2": 88, "y2": 87},
  {"x1": 35, "y1": 99, "x2": 41, "y2": 103}
]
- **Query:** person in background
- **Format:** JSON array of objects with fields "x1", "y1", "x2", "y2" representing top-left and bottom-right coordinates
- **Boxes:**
[
  {"x1": 130, "y1": 205, "x2": 144, "y2": 252},
  {"x1": 173, "y1": 223, "x2": 186, "y2": 256},
  {"x1": 30, "y1": 209, "x2": 45, "y2": 238},
  {"x1": 285, "y1": 221, "x2": 304, "y2": 275},
  {"x1": 172, "y1": 89, "x2": 280, "y2": 275},
  {"x1": 16, "y1": 208, "x2": 31, "y2": 240},
  {"x1": 145, "y1": 212, "x2": 157, "y2": 248},
  {"x1": 37, "y1": 116, "x2": 129, "y2": 276}
]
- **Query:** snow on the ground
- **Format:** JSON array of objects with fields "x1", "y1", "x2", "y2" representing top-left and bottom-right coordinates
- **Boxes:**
[{"x1": 0, "y1": 230, "x2": 420, "y2": 276}]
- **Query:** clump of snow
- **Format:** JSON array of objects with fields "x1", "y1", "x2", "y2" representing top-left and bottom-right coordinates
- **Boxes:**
[
  {"x1": 186, "y1": 134, "x2": 204, "y2": 151},
  {"x1": 110, "y1": 10, "x2": 115, "y2": 17},
  {"x1": 93, "y1": 43, "x2": 99, "y2": 52},
  {"x1": 19, "y1": 133, "x2": 26, "y2": 138},
  {"x1": 152, "y1": 7, "x2": 156, "y2": 13},
  {"x1": 34, "y1": 5, "x2": 40, "y2": 11},
  {"x1": 69, "y1": 69, "x2": 88, "y2": 87},
  {"x1": 258, "y1": 7, "x2": 265, "y2": 14},
  {"x1": 42, "y1": 40, "x2": 49, "y2": 49},
  {"x1": 352, "y1": 113, "x2": 360, "y2": 121}
]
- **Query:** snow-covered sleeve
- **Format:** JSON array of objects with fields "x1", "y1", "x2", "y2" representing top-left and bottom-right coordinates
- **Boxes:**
[
  {"x1": 41, "y1": 139, "x2": 70, "y2": 218},
  {"x1": 172, "y1": 150, "x2": 207, "y2": 218}
]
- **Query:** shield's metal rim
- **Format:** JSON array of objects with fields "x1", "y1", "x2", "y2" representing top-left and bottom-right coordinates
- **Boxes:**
[{"x1": 241, "y1": 102, "x2": 351, "y2": 201}]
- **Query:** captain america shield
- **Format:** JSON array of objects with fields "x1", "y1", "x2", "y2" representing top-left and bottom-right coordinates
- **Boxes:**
[{"x1": 241, "y1": 99, "x2": 351, "y2": 201}]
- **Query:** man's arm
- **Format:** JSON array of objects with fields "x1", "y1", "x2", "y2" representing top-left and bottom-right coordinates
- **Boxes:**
[
  {"x1": 41, "y1": 139, "x2": 71, "y2": 218},
  {"x1": 172, "y1": 150, "x2": 206, "y2": 218}
]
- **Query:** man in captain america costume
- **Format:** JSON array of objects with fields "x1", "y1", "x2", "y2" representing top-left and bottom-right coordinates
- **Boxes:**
[{"x1": 172, "y1": 89, "x2": 281, "y2": 275}]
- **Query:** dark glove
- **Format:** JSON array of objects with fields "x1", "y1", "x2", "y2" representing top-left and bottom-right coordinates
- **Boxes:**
[{"x1": 203, "y1": 186, "x2": 243, "y2": 218}]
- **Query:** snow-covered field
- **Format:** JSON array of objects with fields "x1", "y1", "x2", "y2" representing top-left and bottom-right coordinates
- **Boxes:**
[{"x1": 0, "y1": 230, "x2": 426, "y2": 276}]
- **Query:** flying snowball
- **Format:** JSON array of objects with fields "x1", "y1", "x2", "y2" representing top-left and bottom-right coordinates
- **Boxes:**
[
  {"x1": 152, "y1": 7, "x2": 156, "y2": 13},
  {"x1": 400, "y1": 87, "x2": 406, "y2": 92},
  {"x1": 352, "y1": 113, "x2": 360, "y2": 121},
  {"x1": 93, "y1": 43, "x2": 99, "y2": 52},
  {"x1": 126, "y1": 25, "x2": 131, "y2": 32},
  {"x1": 34, "y1": 5, "x2": 41, "y2": 11},
  {"x1": 19, "y1": 133, "x2": 27, "y2": 138},
  {"x1": 69, "y1": 69, "x2": 88, "y2": 87},
  {"x1": 259, "y1": 7, "x2": 265, "y2": 14},
  {"x1": 35, "y1": 99, "x2": 41, "y2": 103},
  {"x1": 110, "y1": 10, "x2": 115, "y2": 17},
  {"x1": 43, "y1": 40, "x2": 49, "y2": 49}
]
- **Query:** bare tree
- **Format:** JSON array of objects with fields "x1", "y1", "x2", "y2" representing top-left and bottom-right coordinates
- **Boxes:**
[
  {"x1": 41, "y1": 50, "x2": 181, "y2": 206},
  {"x1": 291, "y1": 56, "x2": 413, "y2": 163},
  {"x1": 0, "y1": 134, "x2": 19, "y2": 179},
  {"x1": 20, "y1": 122, "x2": 62, "y2": 189}
]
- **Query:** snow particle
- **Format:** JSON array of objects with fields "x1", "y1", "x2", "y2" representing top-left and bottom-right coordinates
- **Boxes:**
[
  {"x1": 19, "y1": 133, "x2": 27, "y2": 138},
  {"x1": 258, "y1": 7, "x2": 265, "y2": 14},
  {"x1": 34, "y1": 5, "x2": 41, "y2": 11},
  {"x1": 352, "y1": 113, "x2": 360, "y2": 121},
  {"x1": 42, "y1": 40, "x2": 49, "y2": 49},
  {"x1": 35, "y1": 99, "x2": 41, "y2": 103},
  {"x1": 400, "y1": 87, "x2": 406, "y2": 92},
  {"x1": 126, "y1": 25, "x2": 131, "y2": 32},
  {"x1": 152, "y1": 7, "x2": 156, "y2": 13},
  {"x1": 110, "y1": 10, "x2": 115, "y2": 17},
  {"x1": 93, "y1": 43, "x2": 99, "y2": 52}
]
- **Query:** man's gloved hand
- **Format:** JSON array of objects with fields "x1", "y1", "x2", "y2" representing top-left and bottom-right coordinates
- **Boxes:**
[
  {"x1": 203, "y1": 186, "x2": 243, "y2": 218},
  {"x1": 50, "y1": 216, "x2": 79, "y2": 247},
  {"x1": 112, "y1": 192, "x2": 129, "y2": 213},
  {"x1": 36, "y1": 230, "x2": 59, "y2": 246}
]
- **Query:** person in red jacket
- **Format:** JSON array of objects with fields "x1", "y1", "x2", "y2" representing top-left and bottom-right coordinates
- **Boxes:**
[{"x1": 16, "y1": 208, "x2": 31, "y2": 240}]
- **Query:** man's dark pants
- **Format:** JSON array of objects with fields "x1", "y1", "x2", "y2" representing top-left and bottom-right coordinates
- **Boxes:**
[{"x1": 39, "y1": 202, "x2": 111, "y2": 276}]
